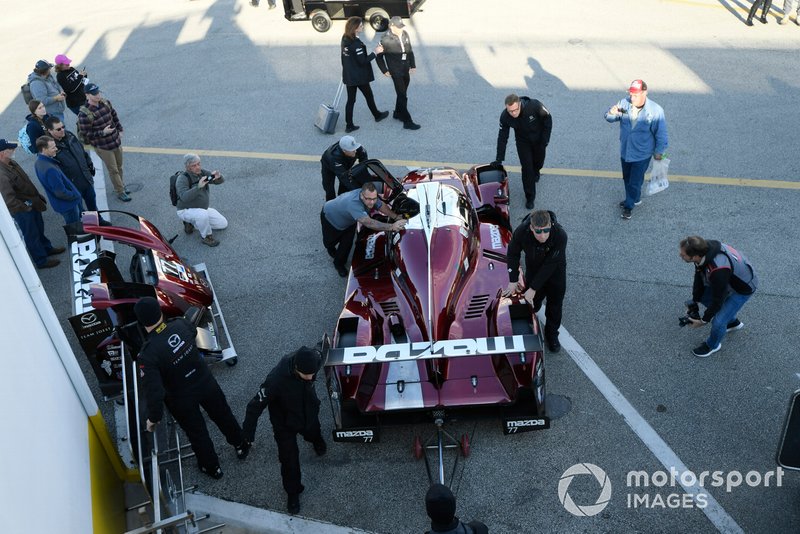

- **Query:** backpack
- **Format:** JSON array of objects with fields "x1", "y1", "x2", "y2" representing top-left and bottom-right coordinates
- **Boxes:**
[
  {"x1": 21, "y1": 83, "x2": 33, "y2": 105},
  {"x1": 169, "y1": 171, "x2": 187, "y2": 206},
  {"x1": 17, "y1": 125, "x2": 34, "y2": 155},
  {"x1": 76, "y1": 105, "x2": 94, "y2": 145}
]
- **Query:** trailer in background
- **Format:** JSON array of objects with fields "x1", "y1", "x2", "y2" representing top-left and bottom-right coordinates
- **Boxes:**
[{"x1": 282, "y1": 0, "x2": 426, "y2": 33}]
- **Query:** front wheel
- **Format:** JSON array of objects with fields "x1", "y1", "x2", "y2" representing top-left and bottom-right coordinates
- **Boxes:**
[
  {"x1": 311, "y1": 10, "x2": 331, "y2": 32},
  {"x1": 365, "y1": 8, "x2": 389, "y2": 32}
]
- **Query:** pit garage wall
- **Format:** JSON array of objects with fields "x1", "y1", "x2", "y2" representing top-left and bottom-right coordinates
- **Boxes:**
[{"x1": 0, "y1": 208, "x2": 129, "y2": 533}]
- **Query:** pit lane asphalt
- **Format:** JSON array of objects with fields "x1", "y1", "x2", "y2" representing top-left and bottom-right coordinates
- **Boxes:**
[{"x1": 5, "y1": 0, "x2": 800, "y2": 532}]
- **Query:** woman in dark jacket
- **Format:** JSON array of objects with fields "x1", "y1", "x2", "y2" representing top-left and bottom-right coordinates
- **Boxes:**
[
  {"x1": 341, "y1": 16, "x2": 389, "y2": 133},
  {"x1": 25, "y1": 100, "x2": 51, "y2": 154}
]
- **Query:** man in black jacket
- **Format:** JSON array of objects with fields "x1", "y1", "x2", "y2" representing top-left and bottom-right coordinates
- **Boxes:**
[
  {"x1": 494, "y1": 94, "x2": 553, "y2": 210},
  {"x1": 45, "y1": 117, "x2": 99, "y2": 213},
  {"x1": 320, "y1": 135, "x2": 368, "y2": 201},
  {"x1": 425, "y1": 484, "x2": 488, "y2": 534},
  {"x1": 504, "y1": 210, "x2": 567, "y2": 352},
  {"x1": 679, "y1": 236, "x2": 757, "y2": 357},
  {"x1": 135, "y1": 297, "x2": 250, "y2": 480},
  {"x1": 242, "y1": 347, "x2": 326, "y2": 514},
  {"x1": 376, "y1": 16, "x2": 420, "y2": 130}
]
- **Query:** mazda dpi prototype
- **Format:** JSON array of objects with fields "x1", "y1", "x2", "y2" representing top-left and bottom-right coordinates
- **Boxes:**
[{"x1": 324, "y1": 161, "x2": 550, "y2": 447}]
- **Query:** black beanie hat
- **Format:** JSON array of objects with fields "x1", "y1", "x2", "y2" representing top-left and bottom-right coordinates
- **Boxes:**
[
  {"x1": 294, "y1": 346, "x2": 320, "y2": 375},
  {"x1": 425, "y1": 484, "x2": 456, "y2": 525},
  {"x1": 134, "y1": 297, "x2": 163, "y2": 327}
]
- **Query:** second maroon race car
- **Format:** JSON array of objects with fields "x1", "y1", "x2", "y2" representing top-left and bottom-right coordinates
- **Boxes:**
[{"x1": 324, "y1": 161, "x2": 550, "y2": 446}]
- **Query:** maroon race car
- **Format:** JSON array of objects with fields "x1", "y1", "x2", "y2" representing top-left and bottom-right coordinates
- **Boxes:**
[{"x1": 324, "y1": 161, "x2": 550, "y2": 448}]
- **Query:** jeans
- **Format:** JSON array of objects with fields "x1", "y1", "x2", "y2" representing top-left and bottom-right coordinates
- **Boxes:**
[
  {"x1": 12, "y1": 209, "x2": 53, "y2": 267},
  {"x1": 60, "y1": 205, "x2": 82, "y2": 225},
  {"x1": 700, "y1": 288, "x2": 752, "y2": 349},
  {"x1": 621, "y1": 157, "x2": 650, "y2": 210}
]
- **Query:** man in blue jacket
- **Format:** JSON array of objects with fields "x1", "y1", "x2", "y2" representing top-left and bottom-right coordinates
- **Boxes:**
[
  {"x1": 34, "y1": 136, "x2": 82, "y2": 225},
  {"x1": 45, "y1": 118, "x2": 98, "y2": 213},
  {"x1": 605, "y1": 79, "x2": 668, "y2": 220}
]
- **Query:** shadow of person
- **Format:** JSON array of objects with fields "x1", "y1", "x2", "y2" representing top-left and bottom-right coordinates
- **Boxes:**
[{"x1": 523, "y1": 57, "x2": 568, "y2": 102}]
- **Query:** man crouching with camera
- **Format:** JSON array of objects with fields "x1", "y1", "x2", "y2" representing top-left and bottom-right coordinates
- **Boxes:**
[
  {"x1": 175, "y1": 153, "x2": 227, "y2": 247},
  {"x1": 678, "y1": 236, "x2": 757, "y2": 358}
]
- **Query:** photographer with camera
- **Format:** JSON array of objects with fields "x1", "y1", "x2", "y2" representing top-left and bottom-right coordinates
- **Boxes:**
[
  {"x1": 175, "y1": 153, "x2": 227, "y2": 247},
  {"x1": 679, "y1": 236, "x2": 758, "y2": 358}
]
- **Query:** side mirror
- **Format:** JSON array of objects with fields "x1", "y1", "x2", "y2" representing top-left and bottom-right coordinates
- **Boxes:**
[{"x1": 777, "y1": 389, "x2": 800, "y2": 470}]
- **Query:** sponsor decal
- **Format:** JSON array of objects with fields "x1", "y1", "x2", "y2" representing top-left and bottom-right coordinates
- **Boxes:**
[
  {"x1": 168, "y1": 334, "x2": 181, "y2": 348},
  {"x1": 488, "y1": 224, "x2": 503, "y2": 249},
  {"x1": 503, "y1": 417, "x2": 550, "y2": 434},
  {"x1": 327, "y1": 335, "x2": 540, "y2": 365},
  {"x1": 159, "y1": 258, "x2": 189, "y2": 282},
  {"x1": 80, "y1": 312, "x2": 98, "y2": 325},
  {"x1": 69, "y1": 234, "x2": 100, "y2": 315},
  {"x1": 333, "y1": 429, "x2": 378, "y2": 443},
  {"x1": 364, "y1": 233, "x2": 379, "y2": 260}
]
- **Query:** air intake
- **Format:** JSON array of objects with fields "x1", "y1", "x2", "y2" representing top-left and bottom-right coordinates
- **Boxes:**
[{"x1": 464, "y1": 294, "x2": 489, "y2": 319}]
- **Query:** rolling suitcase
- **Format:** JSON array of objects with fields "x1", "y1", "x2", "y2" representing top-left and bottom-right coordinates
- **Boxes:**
[{"x1": 315, "y1": 82, "x2": 344, "y2": 134}]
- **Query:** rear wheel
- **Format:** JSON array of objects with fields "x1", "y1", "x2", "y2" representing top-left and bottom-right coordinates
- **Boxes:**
[
  {"x1": 365, "y1": 8, "x2": 390, "y2": 32},
  {"x1": 311, "y1": 10, "x2": 331, "y2": 32}
]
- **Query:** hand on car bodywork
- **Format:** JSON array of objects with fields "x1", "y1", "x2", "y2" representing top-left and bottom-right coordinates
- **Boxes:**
[
  {"x1": 523, "y1": 288, "x2": 536, "y2": 303},
  {"x1": 503, "y1": 282, "x2": 520, "y2": 297}
]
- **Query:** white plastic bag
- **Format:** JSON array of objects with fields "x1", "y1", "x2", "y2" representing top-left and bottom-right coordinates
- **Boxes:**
[{"x1": 645, "y1": 157, "x2": 670, "y2": 196}]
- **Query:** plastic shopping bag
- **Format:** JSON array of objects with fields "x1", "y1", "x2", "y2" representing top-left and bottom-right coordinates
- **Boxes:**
[{"x1": 645, "y1": 157, "x2": 670, "y2": 196}]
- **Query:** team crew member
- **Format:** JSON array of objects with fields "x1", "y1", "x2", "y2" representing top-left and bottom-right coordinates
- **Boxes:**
[
  {"x1": 241, "y1": 347, "x2": 326, "y2": 515},
  {"x1": 425, "y1": 484, "x2": 489, "y2": 534},
  {"x1": 679, "y1": 236, "x2": 758, "y2": 357},
  {"x1": 376, "y1": 16, "x2": 421, "y2": 130},
  {"x1": 493, "y1": 93, "x2": 553, "y2": 210},
  {"x1": 320, "y1": 182, "x2": 407, "y2": 277},
  {"x1": 504, "y1": 210, "x2": 567, "y2": 353},
  {"x1": 320, "y1": 135, "x2": 368, "y2": 201},
  {"x1": 340, "y1": 16, "x2": 389, "y2": 133},
  {"x1": 135, "y1": 297, "x2": 250, "y2": 479}
]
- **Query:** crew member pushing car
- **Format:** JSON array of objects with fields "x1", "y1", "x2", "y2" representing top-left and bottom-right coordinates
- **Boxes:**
[
  {"x1": 135, "y1": 297, "x2": 250, "y2": 480},
  {"x1": 504, "y1": 210, "x2": 567, "y2": 353},
  {"x1": 241, "y1": 346, "x2": 326, "y2": 515}
]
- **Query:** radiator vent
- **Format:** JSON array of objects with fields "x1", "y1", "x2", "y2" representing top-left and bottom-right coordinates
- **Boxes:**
[{"x1": 464, "y1": 294, "x2": 489, "y2": 319}]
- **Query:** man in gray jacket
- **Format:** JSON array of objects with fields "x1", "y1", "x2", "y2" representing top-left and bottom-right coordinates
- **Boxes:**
[
  {"x1": 175, "y1": 154, "x2": 227, "y2": 247},
  {"x1": 28, "y1": 60, "x2": 66, "y2": 122}
]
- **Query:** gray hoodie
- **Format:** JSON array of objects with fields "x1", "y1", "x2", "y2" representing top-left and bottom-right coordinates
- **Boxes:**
[{"x1": 27, "y1": 71, "x2": 66, "y2": 118}]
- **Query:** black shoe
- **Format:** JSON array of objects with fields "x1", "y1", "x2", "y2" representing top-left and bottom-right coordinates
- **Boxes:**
[
  {"x1": 313, "y1": 439, "x2": 327, "y2": 456},
  {"x1": 618, "y1": 200, "x2": 642, "y2": 208},
  {"x1": 334, "y1": 264, "x2": 348, "y2": 277},
  {"x1": 199, "y1": 465, "x2": 223, "y2": 479},
  {"x1": 745, "y1": 18, "x2": 754, "y2": 26},
  {"x1": 547, "y1": 339, "x2": 561, "y2": 353},
  {"x1": 375, "y1": 111, "x2": 389, "y2": 122},
  {"x1": 760, "y1": 15, "x2": 768, "y2": 23},
  {"x1": 726, "y1": 319, "x2": 744, "y2": 332},
  {"x1": 692, "y1": 342, "x2": 721, "y2": 358},
  {"x1": 37, "y1": 258, "x2": 60, "y2": 269},
  {"x1": 236, "y1": 441, "x2": 251, "y2": 460},
  {"x1": 345, "y1": 124, "x2": 360, "y2": 133},
  {"x1": 403, "y1": 121, "x2": 421, "y2": 130},
  {"x1": 47, "y1": 246, "x2": 66, "y2": 256},
  {"x1": 621, "y1": 208, "x2": 632, "y2": 220},
  {"x1": 183, "y1": 221, "x2": 194, "y2": 234},
  {"x1": 392, "y1": 110, "x2": 401, "y2": 120},
  {"x1": 287, "y1": 493, "x2": 300, "y2": 514},
  {"x1": 525, "y1": 199, "x2": 535, "y2": 210}
]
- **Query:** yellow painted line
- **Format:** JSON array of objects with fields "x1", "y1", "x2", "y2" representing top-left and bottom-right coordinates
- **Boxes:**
[{"x1": 124, "y1": 146, "x2": 800, "y2": 190}]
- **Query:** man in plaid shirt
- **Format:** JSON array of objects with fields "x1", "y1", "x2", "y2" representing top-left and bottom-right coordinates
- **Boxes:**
[{"x1": 77, "y1": 83, "x2": 131, "y2": 201}]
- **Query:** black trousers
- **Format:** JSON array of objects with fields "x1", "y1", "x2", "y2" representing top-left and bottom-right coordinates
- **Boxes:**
[
  {"x1": 321, "y1": 165, "x2": 337, "y2": 201},
  {"x1": 345, "y1": 84, "x2": 380, "y2": 127},
  {"x1": 530, "y1": 274, "x2": 566, "y2": 344},
  {"x1": 748, "y1": 0, "x2": 773, "y2": 19},
  {"x1": 165, "y1": 379, "x2": 244, "y2": 470},
  {"x1": 273, "y1": 423, "x2": 323, "y2": 495},
  {"x1": 516, "y1": 141, "x2": 547, "y2": 205},
  {"x1": 390, "y1": 73, "x2": 411, "y2": 122},
  {"x1": 321, "y1": 211, "x2": 356, "y2": 269}
]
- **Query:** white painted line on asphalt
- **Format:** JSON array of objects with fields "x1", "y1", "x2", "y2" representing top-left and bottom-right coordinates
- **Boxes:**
[{"x1": 545, "y1": 313, "x2": 744, "y2": 534}]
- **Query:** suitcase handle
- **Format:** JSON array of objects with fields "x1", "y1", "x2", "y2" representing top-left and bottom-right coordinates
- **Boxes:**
[{"x1": 332, "y1": 81, "x2": 344, "y2": 110}]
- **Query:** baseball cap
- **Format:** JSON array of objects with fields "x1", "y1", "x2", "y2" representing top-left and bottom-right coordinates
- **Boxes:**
[
  {"x1": 629, "y1": 79, "x2": 647, "y2": 93},
  {"x1": 0, "y1": 139, "x2": 19, "y2": 151},
  {"x1": 35, "y1": 59, "x2": 53, "y2": 71},
  {"x1": 389, "y1": 16, "x2": 405, "y2": 28},
  {"x1": 55, "y1": 54, "x2": 72, "y2": 65},
  {"x1": 134, "y1": 297, "x2": 163, "y2": 327},
  {"x1": 85, "y1": 83, "x2": 101, "y2": 95},
  {"x1": 339, "y1": 135, "x2": 361, "y2": 152}
]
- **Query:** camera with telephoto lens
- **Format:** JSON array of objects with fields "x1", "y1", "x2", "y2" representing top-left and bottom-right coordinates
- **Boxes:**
[{"x1": 678, "y1": 301, "x2": 701, "y2": 327}]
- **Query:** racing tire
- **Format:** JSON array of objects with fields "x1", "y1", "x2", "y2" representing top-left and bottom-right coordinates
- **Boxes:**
[
  {"x1": 460, "y1": 434, "x2": 470, "y2": 458},
  {"x1": 225, "y1": 357, "x2": 238, "y2": 367},
  {"x1": 365, "y1": 8, "x2": 390, "y2": 32},
  {"x1": 311, "y1": 10, "x2": 332, "y2": 32},
  {"x1": 413, "y1": 435, "x2": 424, "y2": 460}
]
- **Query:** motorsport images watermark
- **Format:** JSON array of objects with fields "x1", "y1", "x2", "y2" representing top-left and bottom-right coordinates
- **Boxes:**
[{"x1": 558, "y1": 463, "x2": 785, "y2": 516}]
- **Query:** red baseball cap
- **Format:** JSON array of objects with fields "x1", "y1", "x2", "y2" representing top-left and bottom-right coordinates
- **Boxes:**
[{"x1": 629, "y1": 79, "x2": 647, "y2": 93}]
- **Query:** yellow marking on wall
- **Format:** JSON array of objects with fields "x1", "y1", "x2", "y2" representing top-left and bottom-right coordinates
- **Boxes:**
[
  {"x1": 89, "y1": 414, "x2": 127, "y2": 534},
  {"x1": 124, "y1": 146, "x2": 800, "y2": 190}
]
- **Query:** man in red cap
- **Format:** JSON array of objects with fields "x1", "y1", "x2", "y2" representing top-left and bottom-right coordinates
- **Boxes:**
[
  {"x1": 604, "y1": 79, "x2": 668, "y2": 220},
  {"x1": 54, "y1": 54, "x2": 88, "y2": 116}
]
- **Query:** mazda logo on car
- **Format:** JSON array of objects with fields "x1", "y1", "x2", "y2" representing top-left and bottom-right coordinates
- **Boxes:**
[
  {"x1": 168, "y1": 334, "x2": 181, "y2": 348},
  {"x1": 81, "y1": 313, "x2": 97, "y2": 325}
]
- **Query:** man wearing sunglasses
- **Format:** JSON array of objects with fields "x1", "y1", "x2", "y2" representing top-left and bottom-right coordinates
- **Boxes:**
[
  {"x1": 45, "y1": 117, "x2": 99, "y2": 215},
  {"x1": 504, "y1": 210, "x2": 567, "y2": 353}
]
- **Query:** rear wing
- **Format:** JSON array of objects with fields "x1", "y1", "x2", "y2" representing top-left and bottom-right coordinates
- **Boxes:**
[{"x1": 325, "y1": 334, "x2": 541, "y2": 366}]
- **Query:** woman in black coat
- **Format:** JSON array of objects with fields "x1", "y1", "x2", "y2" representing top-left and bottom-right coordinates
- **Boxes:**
[{"x1": 341, "y1": 16, "x2": 389, "y2": 133}]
